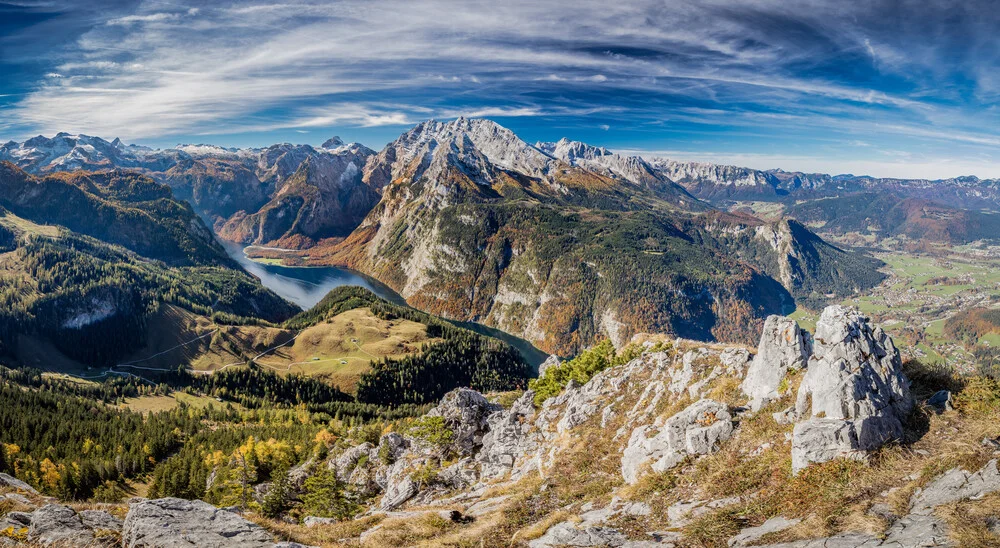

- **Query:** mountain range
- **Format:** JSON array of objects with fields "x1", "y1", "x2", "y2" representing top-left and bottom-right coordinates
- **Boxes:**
[{"x1": 1, "y1": 119, "x2": 890, "y2": 354}]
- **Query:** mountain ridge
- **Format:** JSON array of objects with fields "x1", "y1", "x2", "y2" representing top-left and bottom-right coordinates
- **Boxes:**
[{"x1": 0, "y1": 120, "x2": 886, "y2": 354}]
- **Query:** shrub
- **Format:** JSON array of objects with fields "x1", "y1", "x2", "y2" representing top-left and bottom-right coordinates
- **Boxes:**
[
  {"x1": 529, "y1": 340, "x2": 647, "y2": 406},
  {"x1": 406, "y1": 416, "x2": 454, "y2": 451}
]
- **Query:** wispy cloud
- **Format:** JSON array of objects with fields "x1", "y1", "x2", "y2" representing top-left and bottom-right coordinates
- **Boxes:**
[{"x1": 2, "y1": 0, "x2": 1000, "y2": 177}]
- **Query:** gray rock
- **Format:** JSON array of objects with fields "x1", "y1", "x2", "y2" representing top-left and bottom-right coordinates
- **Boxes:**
[
  {"x1": 756, "y1": 532, "x2": 880, "y2": 547},
  {"x1": 926, "y1": 390, "x2": 954, "y2": 413},
  {"x1": 621, "y1": 399, "x2": 733, "y2": 484},
  {"x1": 286, "y1": 458, "x2": 315, "y2": 492},
  {"x1": 729, "y1": 516, "x2": 801, "y2": 547},
  {"x1": 666, "y1": 497, "x2": 741, "y2": 527},
  {"x1": 378, "y1": 471, "x2": 419, "y2": 511},
  {"x1": 374, "y1": 432, "x2": 409, "y2": 464},
  {"x1": 578, "y1": 498, "x2": 651, "y2": 527},
  {"x1": 538, "y1": 355, "x2": 561, "y2": 377},
  {"x1": 79, "y1": 510, "x2": 122, "y2": 533},
  {"x1": 0, "y1": 472, "x2": 38, "y2": 494},
  {"x1": 742, "y1": 316, "x2": 811, "y2": 411},
  {"x1": 720, "y1": 347, "x2": 753, "y2": 374},
  {"x1": 332, "y1": 442, "x2": 374, "y2": 481},
  {"x1": 910, "y1": 459, "x2": 1000, "y2": 514},
  {"x1": 438, "y1": 458, "x2": 478, "y2": 489},
  {"x1": 0, "y1": 493, "x2": 32, "y2": 506},
  {"x1": 792, "y1": 306, "x2": 913, "y2": 473},
  {"x1": 464, "y1": 495, "x2": 510, "y2": 517},
  {"x1": 881, "y1": 514, "x2": 952, "y2": 546},
  {"x1": 426, "y1": 388, "x2": 502, "y2": 457},
  {"x1": 122, "y1": 497, "x2": 276, "y2": 547},
  {"x1": 477, "y1": 390, "x2": 541, "y2": 481},
  {"x1": 757, "y1": 514, "x2": 953, "y2": 547},
  {"x1": 866, "y1": 502, "x2": 895, "y2": 522},
  {"x1": 528, "y1": 522, "x2": 628, "y2": 547},
  {"x1": 303, "y1": 516, "x2": 338, "y2": 527},
  {"x1": 28, "y1": 504, "x2": 95, "y2": 547},
  {"x1": 2, "y1": 511, "x2": 32, "y2": 527}
]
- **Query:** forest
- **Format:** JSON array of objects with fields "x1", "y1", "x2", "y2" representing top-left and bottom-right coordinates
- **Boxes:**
[{"x1": 286, "y1": 286, "x2": 532, "y2": 404}]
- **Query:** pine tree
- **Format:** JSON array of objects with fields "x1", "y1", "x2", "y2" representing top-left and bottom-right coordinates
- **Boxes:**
[{"x1": 261, "y1": 465, "x2": 291, "y2": 518}]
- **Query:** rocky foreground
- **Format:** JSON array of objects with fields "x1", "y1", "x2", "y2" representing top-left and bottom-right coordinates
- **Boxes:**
[{"x1": 3, "y1": 305, "x2": 999, "y2": 547}]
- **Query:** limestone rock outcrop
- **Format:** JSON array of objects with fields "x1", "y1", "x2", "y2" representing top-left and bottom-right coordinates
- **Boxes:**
[
  {"x1": 122, "y1": 498, "x2": 279, "y2": 547},
  {"x1": 477, "y1": 390, "x2": 542, "y2": 481},
  {"x1": 621, "y1": 399, "x2": 733, "y2": 484},
  {"x1": 791, "y1": 306, "x2": 913, "y2": 473},
  {"x1": 742, "y1": 315, "x2": 811, "y2": 411},
  {"x1": 28, "y1": 504, "x2": 96, "y2": 547},
  {"x1": 425, "y1": 388, "x2": 501, "y2": 457}
]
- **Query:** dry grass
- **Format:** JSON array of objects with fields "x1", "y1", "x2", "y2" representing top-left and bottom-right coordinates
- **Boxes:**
[
  {"x1": 250, "y1": 514, "x2": 385, "y2": 547},
  {"x1": 937, "y1": 493, "x2": 1000, "y2": 547},
  {"x1": 360, "y1": 513, "x2": 456, "y2": 547}
]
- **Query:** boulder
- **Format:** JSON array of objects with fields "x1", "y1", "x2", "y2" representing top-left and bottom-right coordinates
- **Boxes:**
[
  {"x1": 926, "y1": 390, "x2": 954, "y2": 413},
  {"x1": 303, "y1": 516, "x2": 338, "y2": 527},
  {"x1": 79, "y1": 509, "x2": 122, "y2": 533},
  {"x1": 742, "y1": 315, "x2": 811, "y2": 411},
  {"x1": 1, "y1": 511, "x2": 32, "y2": 529},
  {"x1": 27, "y1": 504, "x2": 95, "y2": 547},
  {"x1": 122, "y1": 497, "x2": 277, "y2": 547},
  {"x1": 378, "y1": 466, "x2": 419, "y2": 511},
  {"x1": 425, "y1": 388, "x2": 501, "y2": 457},
  {"x1": 0, "y1": 472, "x2": 39, "y2": 494},
  {"x1": 791, "y1": 306, "x2": 913, "y2": 473},
  {"x1": 374, "y1": 432, "x2": 409, "y2": 464},
  {"x1": 666, "y1": 497, "x2": 741, "y2": 527},
  {"x1": 438, "y1": 458, "x2": 478, "y2": 489},
  {"x1": 754, "y1": 514, "x2": 952, "y2": 547},
  {"x1": 719, "y1": 347, "x2": 753, "y2": 375},
  {"x1": 621, "y1": 399, "x2": 733, "y2": 484}
]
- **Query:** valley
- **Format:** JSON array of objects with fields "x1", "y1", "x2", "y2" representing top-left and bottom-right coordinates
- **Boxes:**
[{"x1": 2, "y1": 121, "x2": 1000, "y2": 548}]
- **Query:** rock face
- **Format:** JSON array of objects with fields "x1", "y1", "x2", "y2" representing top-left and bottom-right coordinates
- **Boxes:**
[
  {"x1": 621, "y1": 399, "x2": 734, "y2": 484},
  {"x1": 791, "y1": 306, "x2": 913, "y2": 473},
  {"x1": 478, "y1": 390, "x2": 541, "y2": 481},
  {"x1": 0, "y1": 472, "x2": 39, "y2": 494},
  {"x1": 909, "y1": 459, "x2": 1000, "y2": 514},
  {"x1": 425, "y1": 388, "x2": 502, "y2": 457},
  {"x1": 742, "y1": 315, "x2": 811, "y2": 411},
  {"x1": 369, "y1": 389, "x2": 502, "y2": 511},
  {"x1": 122, "y1": 498, "x2": 278, "y2": 547},
  {"x1": 28, "y1": 504, "x2": 96, "y2": 547}
]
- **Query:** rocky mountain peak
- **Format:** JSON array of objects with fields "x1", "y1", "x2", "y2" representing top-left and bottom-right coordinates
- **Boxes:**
[
  {"x1": 536, "y1": 137, "x2": 613, "y2": 163},
  {"x1": 394, "y1": 117, "x2": 553, "y2": 177},
  {"x1": 320, "y1": 136, "x2": 345, "y2": 149}
]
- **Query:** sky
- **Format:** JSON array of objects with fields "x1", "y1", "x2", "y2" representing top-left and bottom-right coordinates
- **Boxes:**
[{"x1": 3, "y1": 0, "x2": 1000, "y2": 179}]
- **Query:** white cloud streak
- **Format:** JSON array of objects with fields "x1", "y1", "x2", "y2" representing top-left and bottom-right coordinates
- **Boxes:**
[{"x1": 3, "y1": 0, "x2": 1000, "y2": 179}]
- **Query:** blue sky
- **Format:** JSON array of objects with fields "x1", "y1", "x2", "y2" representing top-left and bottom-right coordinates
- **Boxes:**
[{"x1": 3, "y1": 0, "x2": 1000, "y2": 178}]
